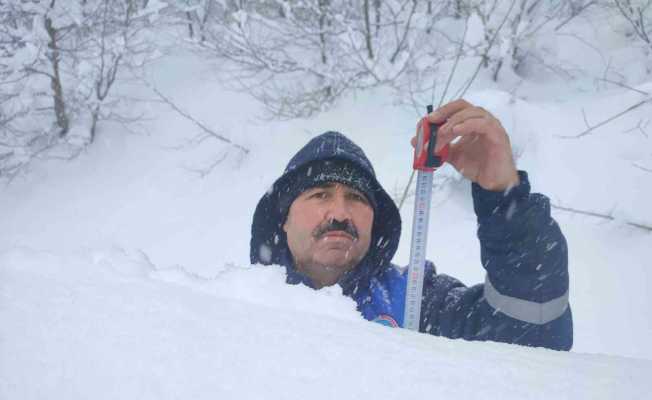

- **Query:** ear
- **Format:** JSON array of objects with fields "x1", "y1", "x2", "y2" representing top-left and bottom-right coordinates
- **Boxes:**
[{"x1": 282, "y1": 215, "x2": 289, "y2": 233}]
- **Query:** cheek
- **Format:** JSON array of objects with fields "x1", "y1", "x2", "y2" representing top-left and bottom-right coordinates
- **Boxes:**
[
  {"x1": 285, "y1": 205, "x2": 322, "y2": 238},
  {"x1": 355, "y1": 207, "x2": 375, "y2": 238}
]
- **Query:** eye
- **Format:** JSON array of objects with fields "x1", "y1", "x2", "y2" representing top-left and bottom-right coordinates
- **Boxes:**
[
  {"x1": 308, "y1": 191, "x2": 328, "y2": 200},
  {"x1": 348, "y1": 192, "x2": 368, "y2": 204}
]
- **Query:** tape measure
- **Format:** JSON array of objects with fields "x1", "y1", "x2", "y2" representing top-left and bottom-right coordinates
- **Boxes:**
[{"x1": 403, "y1": 105, "x2": 449, "y2": 331}]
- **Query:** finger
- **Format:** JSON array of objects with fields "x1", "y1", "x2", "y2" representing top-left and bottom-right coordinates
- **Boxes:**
[
  {"x1": 410, "y1": 136, "x2": 416, "y2": 148},
  {"x1": 446, "y1": 133, "x2": 474, "y2": 167},
  {"x1": 441, "y1": 117, "x2": 504, "y2": 152},
  {"x1": 454, "y1": 117, "x2": 504, "y2": 142},
  {"x1": 437, "y1": 107, "x2": 490, "y2": 142},
  {"x1": 435, "y1": 115, "x2": 488, "y2": 152},
  {"x1": 427, "y1": 98, "x2": 473, "y2": 124}
]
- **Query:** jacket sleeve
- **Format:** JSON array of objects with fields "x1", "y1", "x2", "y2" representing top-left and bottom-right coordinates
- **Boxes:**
[{"x1": 420, "y1": 171, "x2": 573, "y2": 351}]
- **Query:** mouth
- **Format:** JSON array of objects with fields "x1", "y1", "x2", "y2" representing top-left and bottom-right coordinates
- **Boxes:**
[{"x1": 320, "y1": 231, "x2": 356, "y2": 241}]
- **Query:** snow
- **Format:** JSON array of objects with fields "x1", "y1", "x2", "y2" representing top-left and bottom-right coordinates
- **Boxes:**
[
  {"x1": 2, "y1": 7, "x2": 652, "y2": 398},
  {"x1": 2, "y1": 247, "x2": 651, "y2": 400}
]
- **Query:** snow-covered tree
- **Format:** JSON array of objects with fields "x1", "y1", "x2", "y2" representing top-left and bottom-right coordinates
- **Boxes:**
[
  {"x1": 173, "y1": 0, "x2": 436, "y2": 118},
  {"x1": 167, "y1": 1, "x2": 600, "y2": 117},
  {"x1": 0, "y1": 0, "x2": 162, "y2": 179},
  {"x1": 459, "y1": 0, "x2": 597, "y2": 81}
]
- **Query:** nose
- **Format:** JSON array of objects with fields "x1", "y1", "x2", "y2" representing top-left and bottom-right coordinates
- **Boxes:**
[{"x1": 324, "y1": 191, "x2": 352, "y2": 223}]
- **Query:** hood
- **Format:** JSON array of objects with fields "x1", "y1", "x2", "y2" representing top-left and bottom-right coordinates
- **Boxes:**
[{"x1": 250, "y1": 131, "x2": 401, "y2": 294}]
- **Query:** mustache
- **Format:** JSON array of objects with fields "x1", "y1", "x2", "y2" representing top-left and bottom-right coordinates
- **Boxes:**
[{"x1": 313, "y1": 219, "x2": 359, "y2": 240}]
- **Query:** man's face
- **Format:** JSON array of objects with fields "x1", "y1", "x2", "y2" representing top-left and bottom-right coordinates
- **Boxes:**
[{"x1": 283, "y1": 182, "x2": 374, "y2": 288}]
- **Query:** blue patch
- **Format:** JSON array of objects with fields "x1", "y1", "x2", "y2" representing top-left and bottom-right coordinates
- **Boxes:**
[{"x1": 373, "y1": 314, "x2": 399, "y2": 328}]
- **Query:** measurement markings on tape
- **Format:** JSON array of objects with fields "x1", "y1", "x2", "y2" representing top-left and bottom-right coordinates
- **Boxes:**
[{"x1": 403, "y1": 105, "x2": 449, "y2": 332}]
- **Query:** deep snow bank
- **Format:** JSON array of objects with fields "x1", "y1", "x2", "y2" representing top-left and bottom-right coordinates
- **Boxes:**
[{"x1": 1, "y1": 247, "x2": 650, "y2": 400}]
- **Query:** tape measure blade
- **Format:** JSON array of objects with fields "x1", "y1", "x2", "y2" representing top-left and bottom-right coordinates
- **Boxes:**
[{"x1": 404, "y1": 171, "x2": 434, "y2": 331}]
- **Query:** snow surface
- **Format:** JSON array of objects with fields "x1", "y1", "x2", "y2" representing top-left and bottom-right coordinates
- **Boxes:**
[
  {"x1": 2, "y1": 247, "x2": 651, "y2": 400},
  {"x1": 2, "y1": 10, "x2": 652, "y2": 398}
]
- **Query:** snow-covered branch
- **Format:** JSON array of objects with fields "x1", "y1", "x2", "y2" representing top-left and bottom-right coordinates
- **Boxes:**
[
  {"x1": 613, "y1": 0, "x2": 652, "y2": 50},
  {"x1": 0, "y1": 0, "x2": 162, "y2": 179}
]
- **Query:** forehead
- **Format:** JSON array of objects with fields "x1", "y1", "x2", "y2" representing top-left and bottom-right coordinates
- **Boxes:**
[{"x1": 301, "y1": 182, "x2": 362, "y2": 194}]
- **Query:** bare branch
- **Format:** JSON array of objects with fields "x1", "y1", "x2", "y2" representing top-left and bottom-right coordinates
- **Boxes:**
[
  {"x1": 150, "y1": 87, "x2": 249, "y2": 155},
  {"x1": 623, "y1": 118, "x2": 650, "y2": 137},
  {"x1": 557, "y1": 97, "x2": 652, "y2": 139},
  {"x1": 454, "y1": 0, "x2": 519, "y2": 99},
  {"x1": 632, "y1": 162, "x2": 652, "y2": 172},
  {"x1": 581, "y1": 108, "x2": 590, "y2": 129},
  {"x1": 599, "y1": 78, "x2": 650, "y2": 96},
  {"x1": 183, "y1": 149, "x2": 230, "y2": 178},
  {"x1": 438, "y1": 16, "x2": 469, "y2": 107},
  {"x1": 555, "y1": 1, "x2": 597, "y2": 31},
  {"x1": 389, "y1": 0, "x2": 418, "y2": 64},
  {"x1": 614, "y1": 0, "x2": 652, "y2": 48},
  {"x1": 551, "y1": 203, "x2": 652, "y2": 232},
  {"x1": 397, "y1": 14, "x2": 470, "y2": 212}
]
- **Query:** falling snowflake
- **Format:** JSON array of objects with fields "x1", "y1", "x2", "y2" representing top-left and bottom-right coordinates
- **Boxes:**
[{"x1": 259, "y1": 244, "x2": 273, "y2": 263}]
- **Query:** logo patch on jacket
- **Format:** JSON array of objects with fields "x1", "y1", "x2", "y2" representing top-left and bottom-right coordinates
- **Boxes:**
[{"x1": 373, "y1": 314, "x2": 399, "y2": 328}]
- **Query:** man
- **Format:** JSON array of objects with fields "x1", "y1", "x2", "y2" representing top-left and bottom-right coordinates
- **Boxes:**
[{"x1": 250, "y1": 100, "x2": 572, "y2": 351}]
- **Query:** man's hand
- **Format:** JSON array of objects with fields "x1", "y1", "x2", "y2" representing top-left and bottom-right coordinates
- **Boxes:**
[{"x1": 413, "y1": 99, "x2": 520, "y2": 192}]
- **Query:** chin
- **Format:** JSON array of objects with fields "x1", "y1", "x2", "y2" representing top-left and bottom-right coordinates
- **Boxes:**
[{"x1": 315, "y1": 253, "x2": 360, "y2": 271}]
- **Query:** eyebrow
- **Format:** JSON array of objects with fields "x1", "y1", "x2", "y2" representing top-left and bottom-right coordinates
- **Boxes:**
[
  {"x1": 306, "y1": 182, "x2": 365, "y2": 196},
  {"x1": 311, "y1": 182, "x2": 336, "y2": 190}
]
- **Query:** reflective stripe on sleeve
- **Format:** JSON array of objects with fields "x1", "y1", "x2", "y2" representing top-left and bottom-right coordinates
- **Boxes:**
[{"x1": 484, "y1": 275, "x2": 569, "y2": 325}]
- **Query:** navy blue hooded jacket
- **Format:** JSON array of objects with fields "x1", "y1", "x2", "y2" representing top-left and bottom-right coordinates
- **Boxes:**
[{"x1": 251, "y1": 131, "x2": 572, "y2": 351}]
